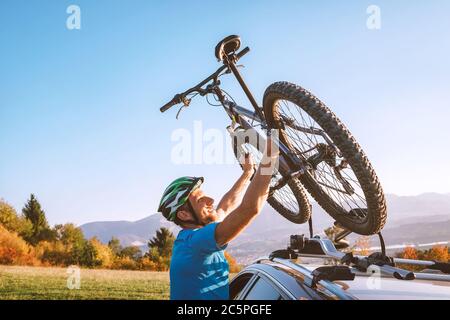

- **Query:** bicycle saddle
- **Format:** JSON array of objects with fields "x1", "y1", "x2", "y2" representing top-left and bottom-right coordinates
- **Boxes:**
[{"x1": 215, "y1": 35, "x2": 241, "y2": 61}]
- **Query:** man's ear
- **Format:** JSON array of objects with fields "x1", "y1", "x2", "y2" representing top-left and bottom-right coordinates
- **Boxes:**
[{"x1": 176, "y1": 209, "x2": 192, "y2": 222}]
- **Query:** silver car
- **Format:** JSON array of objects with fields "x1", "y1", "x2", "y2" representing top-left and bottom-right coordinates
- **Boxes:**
[{"x1": 230, "y1": 237, "x2": 450, "y2": 300}]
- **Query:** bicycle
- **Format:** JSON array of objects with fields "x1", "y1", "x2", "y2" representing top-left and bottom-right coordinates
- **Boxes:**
[{"x1": 160, "y1": 35, "x2": 387, "y2": 235}]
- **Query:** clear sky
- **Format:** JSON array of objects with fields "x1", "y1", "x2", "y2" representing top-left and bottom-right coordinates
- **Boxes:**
[{"x1": 1, "y1": 0, "x2": 449, "y2": 226}]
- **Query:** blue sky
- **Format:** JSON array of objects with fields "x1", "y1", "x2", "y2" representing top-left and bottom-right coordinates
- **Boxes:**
[{"x1": 1, "y1": 1, "x2": 449, "y2": 226}]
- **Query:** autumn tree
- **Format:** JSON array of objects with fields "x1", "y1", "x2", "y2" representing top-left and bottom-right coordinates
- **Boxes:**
[
  {"x1": 0, "y1": 199, "x2": 32, "y2": 239},
  {"x1": 397, "y1": 245, "x2": 449, "y2": 272},
  {"x1": 352, "y1": 236, "x2": 371, "y2": 256},
  {"x1": 401, "y1": 247, "x2": 418, "y2": 260},
  {"x1": 89, "y1": 237, "x2": 114, "y2": 268},
  {"x1": 422, "y1": 246, "x2": 449, "y2": 262},
  {"x1": 224, "y1": 251, "x2": 241, "y2": 273},
  {"x1": 396, "y1": 246, "x2": 422, "y2": 271}
]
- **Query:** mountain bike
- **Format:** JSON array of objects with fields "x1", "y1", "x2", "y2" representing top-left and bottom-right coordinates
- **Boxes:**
[{"x1": 160, "y1": 35, "x2": 387, "y2": 235}]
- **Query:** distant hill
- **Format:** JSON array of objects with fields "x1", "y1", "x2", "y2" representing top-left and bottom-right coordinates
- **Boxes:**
[
  {"x1": 80, "y1": 193, "x2": 450, "y2": 263},
  {"x1": 81, "y1": 215, "x2": 180, "y2": 249},
  {"x1": 385, "y1": 193, "x2": 450, "y2": 222}
]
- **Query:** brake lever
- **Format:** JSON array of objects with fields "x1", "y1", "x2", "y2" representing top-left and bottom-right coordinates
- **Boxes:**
[
  {"x1": 175, "y1": 97, "x2": 191, "y2": 120},
  {"x1": 176, "y1": 105, "x2": 186, "y2": 120}
]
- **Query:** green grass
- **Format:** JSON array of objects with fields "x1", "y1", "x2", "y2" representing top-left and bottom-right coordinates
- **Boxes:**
[{"x1": 0, "y1": 265, "x2": 170, "y2": 300}]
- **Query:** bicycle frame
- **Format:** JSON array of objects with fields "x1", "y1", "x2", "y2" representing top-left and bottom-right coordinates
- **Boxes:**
[{"x1": 217, "y1": 94, "x2": 307, "y2": 191}]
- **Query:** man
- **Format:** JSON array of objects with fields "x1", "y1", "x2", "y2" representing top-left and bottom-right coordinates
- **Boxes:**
[{"x1": 157, "y1": 137, "x2": 278, "y2": 300}]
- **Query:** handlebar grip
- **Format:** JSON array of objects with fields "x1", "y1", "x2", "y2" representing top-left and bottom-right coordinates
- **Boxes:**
[
  {"x1": 237, "y1": 46, "x2": 250, "y2": 60},
  {"x1": 160, "y1": 94, "x2": 181, "y2": 113}
]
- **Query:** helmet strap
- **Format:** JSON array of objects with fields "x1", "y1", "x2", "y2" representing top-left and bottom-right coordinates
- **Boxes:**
[{"x1": 187, "y1": 199, "x2": 206, "y2": 227}]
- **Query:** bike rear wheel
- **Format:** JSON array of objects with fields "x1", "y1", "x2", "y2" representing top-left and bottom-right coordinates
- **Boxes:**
[{"x1": 263, "y1": 81, "x2": 387, "y2": 235}]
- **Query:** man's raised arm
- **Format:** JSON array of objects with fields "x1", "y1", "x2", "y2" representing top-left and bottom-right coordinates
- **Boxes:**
[
  {"x1": 216, "y1": 154, "x2": 255, "y2": 216},
  {"x1": 215, "y1": 136, "x2": 279, "y2": 247}
]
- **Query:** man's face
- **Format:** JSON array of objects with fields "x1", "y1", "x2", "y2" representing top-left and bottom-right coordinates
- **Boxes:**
[{"x1": 187, "y1": 188, "x2": 220, "y2": 224}]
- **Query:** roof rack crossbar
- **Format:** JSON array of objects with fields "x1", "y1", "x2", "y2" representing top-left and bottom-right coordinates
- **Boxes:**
[{"x1": 269, "y1": 236, "x2": 450, "y2": 282}]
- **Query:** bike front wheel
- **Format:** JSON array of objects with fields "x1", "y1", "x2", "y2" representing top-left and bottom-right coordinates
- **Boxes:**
[{"x1": 263, "y1": 81, "x2": 387, "y2": 235}]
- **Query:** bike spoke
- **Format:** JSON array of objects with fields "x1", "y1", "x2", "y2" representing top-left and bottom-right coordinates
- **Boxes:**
[{"x1": 275, "y1": 99, "x2": 368, "y2": 220}]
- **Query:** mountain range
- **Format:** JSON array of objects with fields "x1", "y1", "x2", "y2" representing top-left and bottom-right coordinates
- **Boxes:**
[{"x1": 80, "y1": 193, "x2": 450, "y2": 264}]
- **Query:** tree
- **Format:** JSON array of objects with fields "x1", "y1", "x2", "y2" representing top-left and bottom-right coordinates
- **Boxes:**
[
  {"x1": 54, "y1": 223, "x2": 85, "y2": 246},
  {"x1": 401, "y1": 247, "x2": 418, "y2": 260},
  {"x1": 423, "y1": 246, "x2": 449, "y2": 262},
  {"x1": 22, "y1": 194, "x2": 54, "y2": 244},
  {"x1": 0, "y1": 199, "x2": 33, "y2": 239},
  {"x1": 71, "y1": 238, "x2": 97, "y2": 267},
  {"x1": 224, "y1": 251, "x2": 241, "y2": 273},
  {"x1": 148, "y1": 227, "x2": 175, "y2": 257},
  {"x1": 89, "y1": 237, "x2": 114, "y2": 268},
  {"x1": 120, "y1": 246, "x2": 142, "y2": 261},
  {"x1": 352, "y1": 236, "x2": 371, "y2": 256},
  {"x1": 146, "y1": 227, "x2": 175, "y2": 271},
  {"x1": 108, "y1": 237, "x2": 122, "y2": 256},
  {"x1": 396, "y1": 246, "x2": 422, "y2": 271}
]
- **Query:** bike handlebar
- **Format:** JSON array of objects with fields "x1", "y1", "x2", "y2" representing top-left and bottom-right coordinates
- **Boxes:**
[
  {"x1": 160, "y1": 46, "x2": 250, "y2": 113},
  {"x1": 160, "y1": 94, "x2": 181, "y2": 113}
]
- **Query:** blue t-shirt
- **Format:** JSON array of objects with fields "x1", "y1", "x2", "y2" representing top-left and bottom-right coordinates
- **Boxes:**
[{"x1": 170, "y1": 222, "x2": 229, "y2": 300}]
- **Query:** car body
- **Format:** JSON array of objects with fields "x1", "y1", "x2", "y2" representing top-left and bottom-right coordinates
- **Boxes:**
[{"x1": 230, "y1": 258, "x2": 450, "y2": 300}]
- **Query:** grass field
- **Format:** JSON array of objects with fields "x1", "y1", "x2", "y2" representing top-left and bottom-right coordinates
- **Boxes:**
[{"x1": 0, "y1": 265, "x2": 170, "y2": 300}]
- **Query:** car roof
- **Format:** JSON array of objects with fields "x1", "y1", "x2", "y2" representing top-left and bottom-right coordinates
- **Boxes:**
[
  {"x1": 300, "y1": 264, "x2": 450, "y2": 300},
  {"x1": 246, "y1": 260, "x2": 450, "y2": 300}
]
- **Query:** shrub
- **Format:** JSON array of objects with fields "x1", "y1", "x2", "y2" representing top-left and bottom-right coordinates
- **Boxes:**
[
  {"x1": 35, "y1": 241, "x2": 71, "y2": 266},
  {"x1": 112, "y1": 256, "x2": 139, "y2": 270},
  {"x1": 0, "y1": 224, "x2": 39, "y2": 265},
  {"x1": 139, "y1": 257, "x2": 159, "y2": 270}
]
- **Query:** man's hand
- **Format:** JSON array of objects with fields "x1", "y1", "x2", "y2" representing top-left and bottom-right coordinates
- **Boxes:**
[{"x1": 242, "y1": 153, "x2": 256, "y2": 177}]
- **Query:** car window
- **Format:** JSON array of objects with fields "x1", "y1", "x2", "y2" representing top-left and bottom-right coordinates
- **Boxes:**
[
  {"x1": 229, "y1": 273, "x2": 255, "y2": 300},
  {"x1": 243, "y1": 276, "x2": 283, "y2": 300}
]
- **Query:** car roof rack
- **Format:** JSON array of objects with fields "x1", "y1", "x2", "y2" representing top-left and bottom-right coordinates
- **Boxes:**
[
  {"x1": 255, "y1": 256, "x2": 358, "y2": 300},
  {"x1": 265, "y1": 234, "x2": 450, "y2": 283}
]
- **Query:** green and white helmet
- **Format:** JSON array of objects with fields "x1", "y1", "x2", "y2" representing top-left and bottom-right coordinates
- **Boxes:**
[{"x1": 157, "y1": 176, "x2": 204, "y2": 221}]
